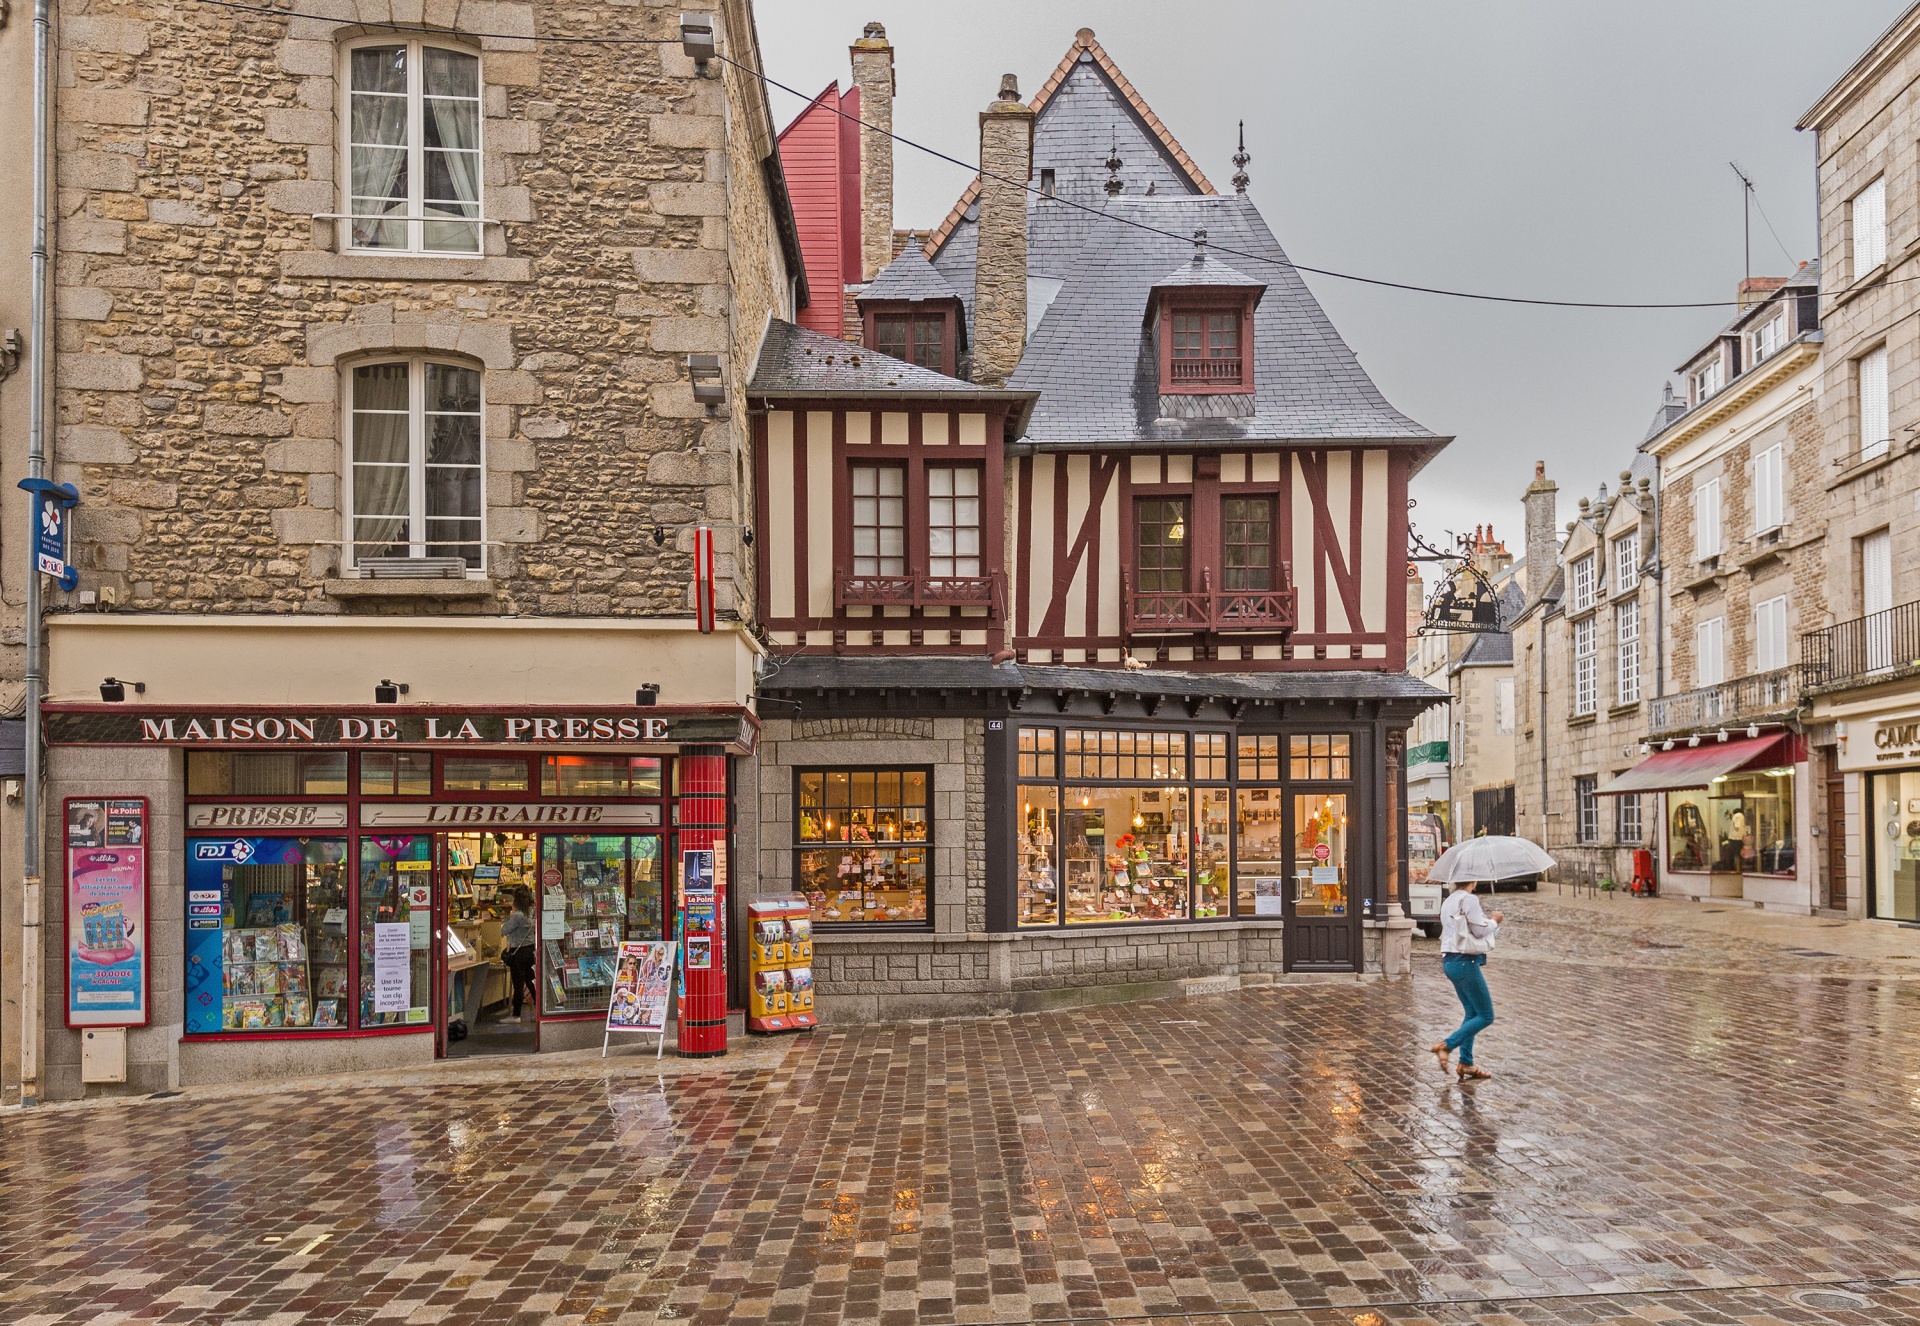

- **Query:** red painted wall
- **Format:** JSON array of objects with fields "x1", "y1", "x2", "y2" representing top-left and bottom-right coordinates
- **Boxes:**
[{"x1": 777, "y1": 84, "x2": 861, "y2": 341}]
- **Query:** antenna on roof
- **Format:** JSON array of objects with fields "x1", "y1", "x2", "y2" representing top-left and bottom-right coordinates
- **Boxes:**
[
  {"x1": 1231, "y1": 120, "x2": 1250, "y2": 194},
  {"x1": 1104, "y1": 129, "x2": 1124, "y2": 197},
  {"x1": 1729, "y1": 161, "x2": 1756, "y2": 286}
]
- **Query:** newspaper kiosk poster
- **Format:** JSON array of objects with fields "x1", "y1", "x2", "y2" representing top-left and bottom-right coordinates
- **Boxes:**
[
  {"x1": 607, "y1": 940, "x2": 677, "y2": 1034},
  {"x1": 66, "y1": 798, "x2": 150, "y2": 1027}
]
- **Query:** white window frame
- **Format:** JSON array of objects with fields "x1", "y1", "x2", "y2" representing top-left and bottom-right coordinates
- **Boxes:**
[
  {"x1": 1695, "y1": 616, "x2": 1725, "y2": 688},
  {"x1": 344, "y1": 355, "x2": 488, "y2": 573},
  {"x1": 1573, "y1": 615, "x2": 1597, "y2": 716},
  {"x1": 1615, "y1": 597, "x2": 1640, "y2": 705},
  {"x1": 1859, "y1": 345, "x2": 1890, "y2": 460},
  {"x1": 1694, "y1": 477, "x2": 1722, "y2": 561},
  {"x1": 1751, "y1": 310, "x2": 1787, "y2": 364},
  {"x1": 1613, "y1": 531, "x2": 1640, "y2": 592},
  {"x1": 339, "y1": 37, "x2": 485, "y2": 256},
  {"x1": 1753, "y1": 444, "x2": 1784, "y2": 534},
  {"x1": 1754, "y1": 595, "x2": 1789, "y2": 675},
  {"x1": 1570, "y1": 553, "x2": 1597, "y2": 613},
  {"x1": 1691, "y1": 358, "x2": 1723, "y2": 405},
  {"x1": 926, "y1": 464, "x2": 983, "y2": 579},
  {"x1": 1852, "y1": 174, "x2": 1887, "y2": 279}
]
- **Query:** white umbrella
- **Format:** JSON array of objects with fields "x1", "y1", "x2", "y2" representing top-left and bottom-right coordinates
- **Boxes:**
[{"x1": 1425, "y1": 835, "x2": 1556, "y2": 885}]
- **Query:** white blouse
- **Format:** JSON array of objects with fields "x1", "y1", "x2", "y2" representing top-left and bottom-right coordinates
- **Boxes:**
[{"x1": 1439, "y1": 889, "x2": 1498, "y2": 954}]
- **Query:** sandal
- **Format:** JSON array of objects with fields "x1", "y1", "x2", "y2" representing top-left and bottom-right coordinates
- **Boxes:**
[
  {"x1": 1456, "y1": 1064, "x2": 1492, "y2": 1081},
  {"x1": 1430, "y1": 1042, "x2": 1451, "y2": 1073}
]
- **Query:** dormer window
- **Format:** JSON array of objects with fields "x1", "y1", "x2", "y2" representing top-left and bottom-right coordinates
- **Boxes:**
[
  {"x1": 1150, "y1": 239, "x2": 1265, "y2": 403},
  {"x1": 1170, "y1": 310, "x2": 1243, "y2": 386},
  {"x1": 1751, "y1": 310, "x2": 1786, "y2": 364},
  {"x1": 1690, "y1": 358, "x2": 1722, "y2": 406},
  {"x1": 874, "y1": 312, "x2": 947, "y2": 372}
]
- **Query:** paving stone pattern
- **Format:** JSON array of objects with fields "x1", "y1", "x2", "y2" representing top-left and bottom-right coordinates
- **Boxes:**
[{"x1": 3, "y1": 955, "x2": 1920, "y2": 1323}]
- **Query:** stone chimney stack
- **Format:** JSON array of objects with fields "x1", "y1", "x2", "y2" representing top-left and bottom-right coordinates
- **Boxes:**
[
  {"x1": 1523, "y1": 461, "x2": 1559, "y2": 601},
  {"x1": 973, "y1": 73, "x2": 1034, "y2": 387},
  {"x1": 850, "y1": 22, "x2": 895, "y2": 283}
]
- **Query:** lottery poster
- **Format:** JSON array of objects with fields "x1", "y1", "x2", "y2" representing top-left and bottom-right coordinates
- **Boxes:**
[{"x1": 66, "y1": 798, "x2": 150, "y2": 1027}]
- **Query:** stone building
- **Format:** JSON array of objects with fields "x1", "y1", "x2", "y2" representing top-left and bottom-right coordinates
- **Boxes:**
[
  {"x1": 1511, "y1": 461, "x2": 1658, "y2": 887},
  {"x1": 0, "y1": 1, "x2": 802, "y2": 1100},
  {"x1": 1797, "y1": 3, "x2": 1920, "y2": 927},
  {"x1": 1612, "y1": 268, "x2": 1825, "y2": 912}
]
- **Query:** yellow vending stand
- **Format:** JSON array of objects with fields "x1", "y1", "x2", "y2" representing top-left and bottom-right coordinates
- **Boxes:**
[{"x1": 747, "y1": 893, "x2": 817, "y2": 1033}]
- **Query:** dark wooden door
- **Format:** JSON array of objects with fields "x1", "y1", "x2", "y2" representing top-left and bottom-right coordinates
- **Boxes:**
[
  {"x1": 1284, "y1": 791, "x2": 1360, "y2": 971},
  {"x1": 1825, "y1": 751, "x2": 1846, "y2": 911}
]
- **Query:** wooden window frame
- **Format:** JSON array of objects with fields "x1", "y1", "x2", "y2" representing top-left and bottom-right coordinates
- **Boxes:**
[
  {"x1": 1159, "y1": 295, "x2": 1255, "y2": 395},
  {"x1": 862, "y1": 303, "x2": 958, "y2": 376},
  {"x1": 1220, "y1": 493, "x2": 1278, "y2": 593},
  {"x1": 1134, "y1": 495, "x2": 1192, "y2": 594},
  {"x1": 794, "y1": 764, "x2": 935, "y2": 930}
]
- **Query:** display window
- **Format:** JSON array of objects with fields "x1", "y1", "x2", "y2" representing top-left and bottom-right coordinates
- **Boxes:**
[
  {"x1": 184, "y1": 836, "x2": 350, "y2": 1032},
  {"x1": 1666, "y1": 769, "x2": 1795, "y2": 875},
  {"x1": 537, "y1": 834, "x2": 662, "y2": 1016},
  {"x1": 1294, "y1": 794, "x2": 1349, "y2": 918},
  {"x1": 1869, "y1": 770, "x2": 1920, "y2": 922},
  {"x1": 797, "y1": 768, "x2": 931, "y2": 925},
  {"x1": 361, "y1": 751, "x2": 433, "y2": 796},
  {"x1": 188, "y1": 750, "x2": 349, "y2": 796},
  {"x1": 1195, "y1": 787, "x2": 1232, "y2": 917},
  {"x1": 1059, "y1": 785, "x2": 1191, "y2": 923},
  {"x1": 542, "y1": 754, "x2": 663, "y2": 797},
  {"x1": 1235, "y1": 788, "x2": 1286, "y2": 915},
  {"x1": 358, "y1": 835, "x2": 433, "y2": 1026},
  {"x1": 1018, "y1": 785, "x2": 1060, "y2": 926}
]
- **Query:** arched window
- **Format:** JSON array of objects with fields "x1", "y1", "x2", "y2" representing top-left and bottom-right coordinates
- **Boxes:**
[
  {"x1": 344, "y1": 39, "x2": 482, "y2": 253},
  {"x1": 348, "y1": 357, "x2": 485, "y2": 571}
]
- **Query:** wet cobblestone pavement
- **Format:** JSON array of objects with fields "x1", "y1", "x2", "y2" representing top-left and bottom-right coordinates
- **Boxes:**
[{"x1": 3, "y1": 901, "x2": 1920, "y2": 1324}]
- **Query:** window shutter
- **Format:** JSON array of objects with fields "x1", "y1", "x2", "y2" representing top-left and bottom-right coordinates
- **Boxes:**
[
  {"x1": 1860, "y1": 347, "x2": 1890, "y2": 459},
  {"x1": 1864, "y1": 529, "x2": 1893, "y2": 615},
  {"x1": 1754, "y1": 446, "x2": 1783, "y2": 532},
  {"x1": 1695, "y1": 617, "x2": 1724, "y2": 687},
  {"x1": 1694, "y1": 479, "x2": 1721, "y2": 559},
  {"x1": 1854, "y1": 176, "x2": 1887, "y2": 276}
]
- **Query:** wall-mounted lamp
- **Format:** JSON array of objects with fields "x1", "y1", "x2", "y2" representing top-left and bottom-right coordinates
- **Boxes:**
[
  {"x1": 374, "y1": 679, "x2": 410, "y2": 704},
  {"x1": 1716, "y1": 729, "x2": 1729, "y2": 743},
  {"x1": 636, "y1": 684, "x2": 660, "y2": 707},
  {"x1": 1639, "y1": 742, "x2": 1650, "y2": 755},
  {"x1": 1662, "y1": 739, "x2": 1675, "y2": 751},
  {"x1": 1687, "y1": 735, "x2": 1700, "y2": 748},
  {"x1": 99, "y1": 678, "x2": 144, "y2": 702},
  {"x1": 679, "y1": 12, "x2": 716, "y2": 70},
  {"x1": 1746, "y1": 723, "x2": 1760, "y2": 739},
  {"x1": 688, "y1": 353, "x2": 725, "y2": 411}
]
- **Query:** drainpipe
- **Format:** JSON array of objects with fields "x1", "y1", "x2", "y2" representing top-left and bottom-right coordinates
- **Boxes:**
[
  {"x1": 1537, "y1": 605, "x2": 1549, "y2": 838},
  {"x1": 1649, "y1": 456, "x2": 1665, "y2": 700},
  {"x1": 21, "y1": 0, "x2": 53, "y2": 1107}
]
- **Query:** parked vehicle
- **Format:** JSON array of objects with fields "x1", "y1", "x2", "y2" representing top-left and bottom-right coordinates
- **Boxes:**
[{"x1": 1407, "y1": 813, "x2": 1446, "y2": 937}]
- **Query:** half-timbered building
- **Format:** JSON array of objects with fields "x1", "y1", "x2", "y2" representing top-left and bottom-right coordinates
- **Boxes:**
[{"x1": 748, "y1": 26, "x2": 1447, "y2": 1016}]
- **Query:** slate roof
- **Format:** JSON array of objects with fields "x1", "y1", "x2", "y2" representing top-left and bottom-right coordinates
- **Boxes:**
[
  {"x1": 1643, "y1": 390, "x2": 1687, "y2": 443},
  {"x1": 1151, "y1": 248, "x2": 1265, "y2": 295},
  {"x1": 857, "y1": 239, "x2": 961, "y2": 305},
  {"x1": 748, "y1": 319, "x2": 1033, "y2": 402},
  {"x1": 1455, "y1": 582, "x2": 1524, "y2": 667},
  {"x1": 1007, "y1": 194, "x2": 1440, "y2": 450},
  {"x1": 761, "y1": 655, "x2": 1445, "y2": 704}
]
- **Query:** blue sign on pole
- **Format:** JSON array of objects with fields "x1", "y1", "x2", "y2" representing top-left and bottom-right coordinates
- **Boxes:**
[{"x1": 18, "y1": 478, "x2": 79, "y2": 590}]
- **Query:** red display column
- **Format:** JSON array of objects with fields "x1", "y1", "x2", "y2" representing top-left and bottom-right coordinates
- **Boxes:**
[{"x1": 676, "y1": 747, "x2": 730, "y2": 1056}]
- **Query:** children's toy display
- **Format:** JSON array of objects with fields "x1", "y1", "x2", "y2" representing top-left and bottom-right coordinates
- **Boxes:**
[{"x1": 747, "y1": 894, "x2": 817, "y2": 1033}]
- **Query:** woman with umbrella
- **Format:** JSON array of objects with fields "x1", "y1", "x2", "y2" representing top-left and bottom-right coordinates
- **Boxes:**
[{"x1": 1423, "y1": 836, "x2": 1553, "y2": 1082}]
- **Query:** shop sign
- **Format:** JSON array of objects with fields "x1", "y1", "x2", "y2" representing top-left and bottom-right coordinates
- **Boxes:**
[
  {"x1": 360, "y1": 802, "x2": 663, "y2": 829},
  {"x1": 186, "y1": 803, "x2": 350, "y2": 830},
  {"x1": 1875, "y1": 719, "x2": 1920, "y2": 763},
  {"x1": 65, "y1": 798, "x2": 150, "y2": 1028},
  {"x1": 44, "y1": 708, "x2": 754, "y2": 751}
]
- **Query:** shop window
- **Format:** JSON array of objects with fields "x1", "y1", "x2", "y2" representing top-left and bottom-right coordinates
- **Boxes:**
[
  {"x1": 1192, "y1": 732, "x2": 1228, "y2": 781},
  {"x1": 1294, "y1": 793, "x2": 1348, "y2": 920},
  {"x1": 1018, "y1": 785, "x2": 1060, "y2": 926},
  {"x1": 797, "y1": 769, "x2": 931, "y2": 924},
  {"x1": 851, "y1": 464, "x2": 906, "y2": 576},
  {"x1": 443, "y1": 755, "x2": 530, "y2": 792},
  {"x1": 1221, "y1": 497, "x2": 1274, "y2": 591},
  {"x1": 350, "y1": 357, "x2": 484, "y2": 570},
  {"x1": 927, "y1": 465, "x2": 982, "y2": 577},
  {"x1": 1194, "y1": 787, "x2": 1231, "y2": 917},
  {"x1": 1290, "y1": 734, "x2": 1351, "y2": 781},
  {"x1": 1238, "y1": 735, "x2": 1283, "y2": 782},
  {"x1": 1059, "y1": 785, "x2": 1190, "y2": 923},
  {"x1": 344, "y1": 40, "x2": 482, "y2": 253},
  {"x1": 1017, "y1": 726, "x2": 1057, "y2": 778},
  {"x1": 360, "y1": 750, "x2": 433, "y2": 796},
  {"x1": 358, "y1": 836, "x2": 433, "y2": 1026},
  {"x1": 537, "y1": 835, "x2": 662, "y2": 1016},
  {"x1": 1063, "y1": 729, "x2": 1187, "y2": 781},
  {"x1": 187, "y1": 750, "x2": 348, "y2": 796},
  {"x1": 1872, "y1": 771, "x2": 1920, "y2": 921},
  {"x1": 184, "y1": 837, "x2": 350, "y2": 1032},
  {"x1": 540, "y1": 755, "x2": 663, "y2": 797},
  {"x1": 1235, "y1": 787, "x2": 1286, "y2": 915},
  {"x1": 1668, "y1": 770, "x2": 1796, "y2": 875},
  {"x1": 1136, "y1": 498, "x2": 1189, "y2": 593}
]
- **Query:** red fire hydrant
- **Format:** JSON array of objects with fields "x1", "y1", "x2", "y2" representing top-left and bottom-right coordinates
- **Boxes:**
[{"x1": 1630, "y1": 848, "x2": 1657, "y2": 897}]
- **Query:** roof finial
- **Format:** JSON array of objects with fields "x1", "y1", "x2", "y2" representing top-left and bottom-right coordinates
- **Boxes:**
[
  {"x1": 1231, "y1": 119, "x2": 1250, "y2": 194},
  {"x1": 1104, "y1": 129, "x2": 1124, "y2": 197}
]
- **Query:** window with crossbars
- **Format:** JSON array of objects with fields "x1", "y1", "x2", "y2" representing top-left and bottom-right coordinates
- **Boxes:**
[
  {"x1": 1573, "y1": 616, "x2": 1597, "y2": 715},
  {"x1": 1575, "y1": 776, "x2": 1599, "y2": 843},
  {"x1": 927, "y1": 466, "x2": 981, "y2": 578},
  {"x1": 1221, "y1": 497, "x2": 1274, "y2": 591},
  {"x1": 850, "y1": 465, "x2": 905, "y2": 576},
  {"x1": 1167, "y1": 309, "x2": 1243, "y2": 387},
  {"x1": 1136, "y1": 498, "x2": 1189, "y2": 593}
]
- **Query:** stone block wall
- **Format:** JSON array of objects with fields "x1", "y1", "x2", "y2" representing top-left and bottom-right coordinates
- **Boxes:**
[{"x1": 35, "y1": 0, "x2": 784, "y2": 620}]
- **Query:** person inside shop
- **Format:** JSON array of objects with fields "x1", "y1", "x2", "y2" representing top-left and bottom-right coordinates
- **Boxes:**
[{"x1": 501, "y1": 887, "x2": 536, "y2": 1023}]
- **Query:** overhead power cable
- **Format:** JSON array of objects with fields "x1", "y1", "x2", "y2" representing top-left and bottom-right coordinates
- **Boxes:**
[{"x1": 191, "y1": 0, "x2": 1816, "y2": 313}]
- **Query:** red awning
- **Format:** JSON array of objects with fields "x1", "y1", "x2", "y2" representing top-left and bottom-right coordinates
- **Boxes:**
[{"x1": 1594, "y1": 733, "x2": 1797, "y2": 795}]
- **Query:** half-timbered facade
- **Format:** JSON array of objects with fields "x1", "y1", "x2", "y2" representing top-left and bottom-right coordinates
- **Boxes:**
[{"x1": 749, "y1": 26, "x2": 1446, "y2": 1013}]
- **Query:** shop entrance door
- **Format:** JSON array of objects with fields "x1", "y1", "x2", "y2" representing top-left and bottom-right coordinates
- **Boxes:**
[
  {"x1": 441, "y1": 831, "x2": 540, "y2": 1058},
  {"x1": 1825, "y1": 755, "x2": 1847, "y2": 911},
  {"x1": 1285, "y1": 792, "x2": 1359, "y2": 971}
]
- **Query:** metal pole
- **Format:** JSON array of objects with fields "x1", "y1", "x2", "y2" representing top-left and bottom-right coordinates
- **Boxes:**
[{"x1": 21, "y1": 0, "x2": 54, "y2": 1106}]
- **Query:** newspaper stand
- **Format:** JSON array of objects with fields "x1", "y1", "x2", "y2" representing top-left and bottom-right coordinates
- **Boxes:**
[{"x1": 747, "y1": 894, "x2": 817, "y2": 1033}]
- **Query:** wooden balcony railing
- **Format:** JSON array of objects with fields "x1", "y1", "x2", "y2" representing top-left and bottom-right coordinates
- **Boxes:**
[
  {"x1": 1646, "y1": 667, "x2": 1798, "y2": 738},
  {"x1": 1123, "y1": 567, "x2": 1296, "y2": 635},
  {"x1": 1168, "y1": 356, "x2": 1243, "y2": 385},
  {"x1": 835, "y1": 570, "x2": 1000, "y2": 611}
]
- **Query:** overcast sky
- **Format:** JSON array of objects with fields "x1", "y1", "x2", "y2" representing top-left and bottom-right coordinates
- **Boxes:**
[{"x1": 757, "y1": 0, "x2": 1907, "y2": 551}]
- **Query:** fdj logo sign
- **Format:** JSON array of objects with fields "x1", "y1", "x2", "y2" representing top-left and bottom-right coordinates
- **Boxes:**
[{"x1": 193, "y1": 840, "x2": 255, "y2": 864}]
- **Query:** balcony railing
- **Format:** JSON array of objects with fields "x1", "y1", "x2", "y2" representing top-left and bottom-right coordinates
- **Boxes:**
[
  {"x1": 1123, "y1": 567, "x2": 1297, "y2": 635},
  {"x1": 1801, "y1": 599, "x2": 1920, "y2": 691},
  {"x1": 1168, "y1": 356, "x2": 1243, "y2": 385},
  {"x1": 1647, "y1": 666, "x2": 1798, "y2": 738},
  {"x1": 835, "y1": 571, "x2": 999, "y2": 611}
]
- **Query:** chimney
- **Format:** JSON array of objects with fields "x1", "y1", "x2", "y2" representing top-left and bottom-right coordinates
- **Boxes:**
[
  {"x1": 973, "y1": 73, "x2": 1034, "y2": 387},
  {"x1": 1736, "y1": 275, "x2": 1789, "y2": 310},
  {"x1": 1523, "y1": 461, "x2": 1558, "y2": 601},
  {"x1": 850, "y1": 22, "x2": 895, "y2": 283}
]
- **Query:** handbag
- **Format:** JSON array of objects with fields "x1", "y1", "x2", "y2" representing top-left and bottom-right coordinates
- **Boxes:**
[{"x1": 1448, "y1": 903, "x2": 1496, "y2": 956}]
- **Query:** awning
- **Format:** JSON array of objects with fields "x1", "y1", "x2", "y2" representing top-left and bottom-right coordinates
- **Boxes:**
[{"x1": 1594, "y1": 733, "x2": 1796, "y2": 795}]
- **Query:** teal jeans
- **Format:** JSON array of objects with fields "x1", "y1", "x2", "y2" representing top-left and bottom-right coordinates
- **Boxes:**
[{"x1": 1441, "y1": 953, "x2": 1495, "y2": 1065}]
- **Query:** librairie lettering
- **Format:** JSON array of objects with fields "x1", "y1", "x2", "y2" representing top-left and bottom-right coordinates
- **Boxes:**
[{"x1": 134, "y1": 715, "x2": 672, "y2": 744}]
